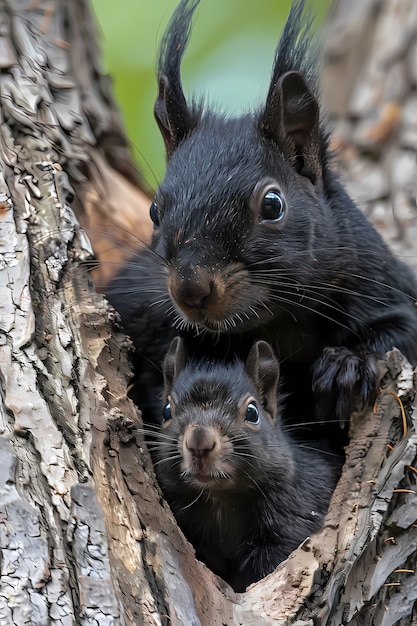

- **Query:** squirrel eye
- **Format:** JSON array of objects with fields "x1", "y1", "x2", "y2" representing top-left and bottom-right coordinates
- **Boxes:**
[
  {"x1": 260, "y1": 190, "x2": 286, "y2": 223},
  {"x1": 244, "y1": 402, "x2": 260, "y2": 425},
  {"x1": 162, "y1": 401, "x2": 172, "y2": 423},
  {"x1": 149, "y1": 201, "x2": 160, "y2": 227}
]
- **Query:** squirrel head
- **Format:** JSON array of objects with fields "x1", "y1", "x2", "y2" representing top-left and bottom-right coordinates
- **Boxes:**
[
  {"x1": 157, "y1": 337, "x2": 298, "y2": 505},
  {"x1": 154, "y1": 0, "x2": 321, "y2": 181},
  {"x1": 151, "y1": 1, "x2": 331, "y2": 333},
  {"x1": 163, "y1": 337, "x2": 280, "y2": 421}
]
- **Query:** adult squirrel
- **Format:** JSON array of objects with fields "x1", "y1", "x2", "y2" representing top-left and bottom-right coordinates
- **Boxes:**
[
  {"x1": 151, "y1": 337, "x2": 341, "y2": 592},
  {"x1": 106, "y1": 0, "x2": 417, "y2": 426}
]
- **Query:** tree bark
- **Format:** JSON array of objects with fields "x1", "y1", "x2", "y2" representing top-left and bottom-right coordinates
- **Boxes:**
[
  {"x1": 322, "y1": 0, "x2": 417, "y2": 272},
  {"x1": 0, "y1": 1, "x2": 416, "y2": 625}
]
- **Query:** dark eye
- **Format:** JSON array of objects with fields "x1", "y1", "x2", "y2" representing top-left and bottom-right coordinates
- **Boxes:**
[
  {"x1": 149, "y1": 202, "x2": 160, "y2": 227},
  {"x1": 260, "y1": 190, "x2": 286, "y2": 223},
  {"x1": 244, "y1": 402, "x2": 260, "y2": 425},
  {"x1": 162, "y1": 401, "x2": 172, "y2": 423}
]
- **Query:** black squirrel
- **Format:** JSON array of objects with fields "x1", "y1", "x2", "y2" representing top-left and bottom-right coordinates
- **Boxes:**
[
  {"x1": 106, "y1": 0, "x2": 417, "y2": 427},
  {"x1": 150, "y1": 337, "x2": 341, "y2": 592}
]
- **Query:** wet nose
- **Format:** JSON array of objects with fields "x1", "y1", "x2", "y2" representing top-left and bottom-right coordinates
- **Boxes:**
[{"x1": 169, "y1": 268, "x2": 213, "y2": 309}]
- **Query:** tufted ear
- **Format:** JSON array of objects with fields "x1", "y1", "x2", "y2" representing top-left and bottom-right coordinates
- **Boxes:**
[
  {"x1": 154, "y1": 0, "x2": 200, "y2": 159},
  {"x1": 246, "y1": 341, "x2": 280, "y2": 418},
  {"x1": 260, "y1": 70, "x2": 321, "y2": 183},
  {"x1": 162, "y1": 336, "x2": 186, "y2": 393},
  {"x1": 154, "y1": 74, "x2": 195, "y2": 159}
]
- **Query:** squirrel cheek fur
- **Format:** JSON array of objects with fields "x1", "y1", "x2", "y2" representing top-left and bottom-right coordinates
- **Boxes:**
[
  {"x1": 153, "y1": 338, "x2": 340, "y2": 592},
  {"x1": 106, "y1": 0, "x2": 417, "y2": 426}
]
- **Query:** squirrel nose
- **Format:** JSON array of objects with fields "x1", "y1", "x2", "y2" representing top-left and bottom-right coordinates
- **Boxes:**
[
  {"x1": 181, "y1": 282, "x2": 212, "y2": 308},
  {"x1": 185, "y1": 426, "x2": 216, "y2": 458},
  {"x1": 169, "y1": 268, "x2": 213, "y2": 309}
]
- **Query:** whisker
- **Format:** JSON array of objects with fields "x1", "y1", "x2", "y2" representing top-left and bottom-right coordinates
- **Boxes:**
[
  {"x1": 249, "y1": 262, "x2": 417, "y2": 304},
  {"x1": 180, "y1": 488, "x2": 205, "y2": 511},
  {"x1": 239, "y1": 466, "x2": 268, "y2": 499},
  {"x1": 263, "y1": 292, "x2": 361, "y2": 336},
  {"x1": 296, "y1": 444, "x2": 343, "y2": 458},
  {"x1": 152, "y1": 454, "x2": 183, "y2": 467},
  {"x1": 335, "y1": 270, "x2": 417, "y2": 303}
]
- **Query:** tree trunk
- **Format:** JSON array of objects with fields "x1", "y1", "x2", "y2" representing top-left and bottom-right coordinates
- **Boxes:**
[{"x1": 0, "y1": 1, "x2": 416, "y2": 625}]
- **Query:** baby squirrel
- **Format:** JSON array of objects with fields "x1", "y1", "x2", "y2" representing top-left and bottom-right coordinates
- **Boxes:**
[
  {"x1": 152, "y1": 337, "x2": 341, "y2": 592},
  {"x1": 106, "y1": 0, "x2": 417, "y2": 427}
]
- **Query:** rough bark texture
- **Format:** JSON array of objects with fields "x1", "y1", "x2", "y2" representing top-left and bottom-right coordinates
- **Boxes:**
[
  {"x1": 322, "y1": 0, "x2": 417, "y2": 272},
  {"x1": 0, "y1": 1, "x2": 416, "y2": 625}
]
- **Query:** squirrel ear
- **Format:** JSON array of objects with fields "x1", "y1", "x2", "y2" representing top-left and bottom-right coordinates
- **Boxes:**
[
  {"x1": 154, "y1": 74, "x2": 194, "y2": 159},
  {"x1": 261, "y1": 70, "x2": 321, "y2": 183},
  {"x1": 154, "y1": 0, "x2": 201, "y2": 159},
  {"x1": 154, "y1": 0, "x2": 200, "y2": 158},
  {"x1": 246, "y1": 341, "x2": 280, "y2": 418},
  {"x1": 163, "y1": 336, "x2": 186, "y2": 392}
]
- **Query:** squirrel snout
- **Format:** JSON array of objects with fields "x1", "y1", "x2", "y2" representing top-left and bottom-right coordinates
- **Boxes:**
[
  {"x1": 184, "y1": 425, "x2": 217, "y2": 458},
  {"x1": 183, "y1": 424, "x2": 219, "y2": 461},
  {"x1": 167, "y1": 263, "x2": 244, "y2": 326},
  {"x1": 169, "y1": 267, "x2": 214, "y2": 310}
]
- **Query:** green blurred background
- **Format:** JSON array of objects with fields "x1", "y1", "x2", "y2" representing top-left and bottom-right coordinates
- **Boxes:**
[{"x1": 91, "y1": 0, "x2": 329, "y2": 189}]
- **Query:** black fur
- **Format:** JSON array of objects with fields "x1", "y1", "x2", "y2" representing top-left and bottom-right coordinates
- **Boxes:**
[
  {"x1": 151, "y1": 338, "x2": 341, "y2": 592},
  {"x1": 106, "y1": 0, "x2": 417, "y2": 427}
]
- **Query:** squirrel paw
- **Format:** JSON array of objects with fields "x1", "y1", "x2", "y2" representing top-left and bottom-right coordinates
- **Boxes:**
[{"x1": 312, "y1": 346, "x2": 379, "y2": 424}]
